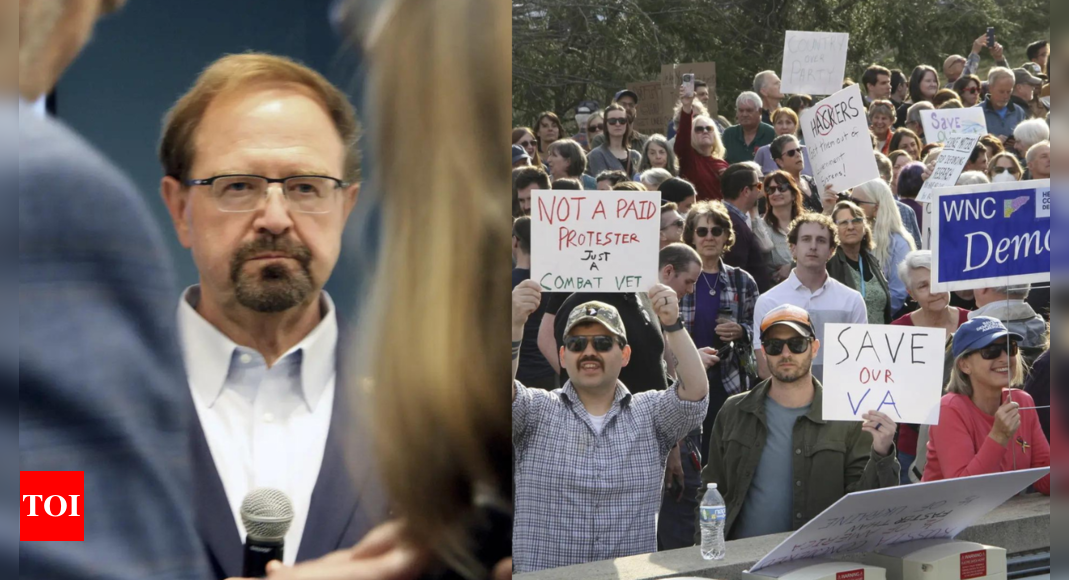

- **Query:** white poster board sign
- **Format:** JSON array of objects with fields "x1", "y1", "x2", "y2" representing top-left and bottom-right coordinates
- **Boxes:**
[
  {"x1": 751, "y1": 468, "x2": 1050, "y2": 573},
  {"x1": 801, "y1": 84, "x2": 881, "y2": 194},
  {"x1": 915, "y1": 133, "x2": 981, "y2": 204},
  {"x1": 822, "y1": 324, "x2": 946, "y2": 425},
  {"x1": 530, "y1": 190, "x2": 660, "y2": 293},
  {"x1": 781, "y1": 31, "x2": 850, "y2": 96},
  {"x1": 920, "y1": 107, "x2": 988, "y2": 144}
]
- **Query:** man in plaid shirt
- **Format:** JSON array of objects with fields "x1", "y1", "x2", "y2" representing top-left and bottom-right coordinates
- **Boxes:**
[{"x1": 512, "y1": 280, "x2": 709, "y2": 573}]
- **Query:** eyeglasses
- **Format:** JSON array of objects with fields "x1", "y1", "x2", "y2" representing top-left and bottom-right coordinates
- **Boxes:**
[
  {"x1": 518, "y1": 139, "x2": 536, "y2": 148},
  {"x1": 963, "y1": 87, "x2": 979, "y2": 94},
  {"x1": 588, "y1": 124, "x2": 604, "y2": 133},
  {"x1": 606, "y1": 118, "x2": 628, "y2": 126},
  {"x1": 762, "y1": 336, "x2": 813, "y2": 356},
  {"x1": 749, "y1": 182, "x2": 764, "y2": 191},
  {"x1": 564, "y1": 335, "x2": 621, "y2": 353},
  {"x1": 780, "y1": 148, "x2": 800, "y2": 158},
  {"x1": 848, "y1": 196, "x2": 877, "y2": 206},
  {"x1": 767, "y1": 183, "x2": 792, "y2": 194},
  {"x1": 993, "y1": 166, "x2": 1020, "y2": 174},
  {"x1": 972, "y1": 340, "x2": 1019, "y2": 360},
  {"x1": 662, "y1": 218, "x2": 685, "y2": 230},
  {"x1": 695, "y1": 226, "x2": 726, "y2": 238},
  {"x1": 836, "y1": 217, "x2": 865, "y2": 227},
  {"x1": 694, "y1": 126, "x2": 715, "y2": 133},
  {"x1": 185, "y1": 174, "x2": 348, "y2": 214}
]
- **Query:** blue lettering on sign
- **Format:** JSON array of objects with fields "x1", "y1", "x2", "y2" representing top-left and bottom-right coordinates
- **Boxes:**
[{"x1": 937, "y1": 184, "x2": 1050, "y2": 285}]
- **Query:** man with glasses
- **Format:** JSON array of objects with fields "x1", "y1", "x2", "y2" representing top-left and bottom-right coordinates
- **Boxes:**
[
  {"x1": 660, "y1": 203, "x2": 686, "y2": 248},
  {"x1": 720, "y1": 163, "x2": 773, "y2": 292},
  {"x1": 158, "y1": 54, "x2": 382, "y2": 577},
  {"x1": 699, "y1": 304, "x2": 899, "y2": 541},
  {"x1": 512, "y1": 280, "x2": 708, "y2": 572}
]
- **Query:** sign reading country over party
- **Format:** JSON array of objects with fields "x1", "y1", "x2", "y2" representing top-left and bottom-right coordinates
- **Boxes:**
[
  {"x1": 822, "y1": 324, "x2": 946, "y2": 425},
  {"x1": 931, "y1": 180, "x2": 1051, "y2": 292},
  {"x1": 781, "y1": 31, "x2": 850, "y2": 96},
  {"x1": 800, "y1": 84, "x2": 880, "y2": 194},
  {"x1": 530, "y1": 190, "x2": 660, "y2": 293}
]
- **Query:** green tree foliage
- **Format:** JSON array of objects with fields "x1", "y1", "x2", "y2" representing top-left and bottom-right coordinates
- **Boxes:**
[{"x1": 513, "y1": 0, "x2": 1049, "y2": 129}]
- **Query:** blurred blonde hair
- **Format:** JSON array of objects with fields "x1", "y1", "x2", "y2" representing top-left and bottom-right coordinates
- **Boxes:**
[{"x1": 351, "y1": 0, "x2": 510, "y2": 576}]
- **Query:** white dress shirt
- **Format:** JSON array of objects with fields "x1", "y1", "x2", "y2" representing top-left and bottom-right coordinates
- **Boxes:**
[{"x1": 177, "y1": 286, "x2": 337, "y2": 565}]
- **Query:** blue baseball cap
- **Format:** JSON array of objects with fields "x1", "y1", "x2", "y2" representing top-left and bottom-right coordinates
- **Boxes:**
[
  {"x1": 512, "y1": 144, "x2": 531, "y2": 164},
  {"x1": 952, "y1": 316, "x2": 1024, "y2": 358},
  {"x1": 614, "y1": 89, "x2": 639, "y2": 104}
]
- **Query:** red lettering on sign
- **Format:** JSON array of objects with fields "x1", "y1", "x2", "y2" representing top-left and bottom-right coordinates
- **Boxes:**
[
  {"x1": 960, "y1": 550, "x2": 988, "y2": 579},
  {"x1": 836, "y1": 569, "x2": 865, "y2": 580}
]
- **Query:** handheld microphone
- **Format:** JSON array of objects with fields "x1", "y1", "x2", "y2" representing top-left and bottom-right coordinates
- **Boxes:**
[{"x1": 240, "y1": 488, "x2": 294, "y2": 578}]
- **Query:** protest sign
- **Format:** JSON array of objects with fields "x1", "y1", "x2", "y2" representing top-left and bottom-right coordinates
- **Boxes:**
[
  {"x1": 800, "y1": 84, "x2": 881, "y2": 193},
  {"x1": 625, "y1": 81, "x2": 665, "y2": 136},
  {"x1": 915, "y1": 133, "x2": 981, "y2": 204},
  {"x1": 822, "y1": 324, "x2": 946, "y2": 425},
  {"x1": 920, "y1": 107, "x2": 987, "y2": 144},
  {"x1": 659, "y1": 62, "x2": 718, "y2": 120},
  {"x1": 750, "y1": 468, "x2": 1050, "y2": 572},
  {"x1": 530, "y1": 190, "x2": 660, "y2": 293},
  {"x1": 781, "y1": 31, "x2": 850, "y2": 96},
  {"x1": 930, "y1": 180, "x2": 1051, "y2": 292}
]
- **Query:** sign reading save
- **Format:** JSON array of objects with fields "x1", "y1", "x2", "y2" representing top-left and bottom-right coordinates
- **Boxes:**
[{"x1": 530, "y1": 190, "x2": 660, "y2": 293}]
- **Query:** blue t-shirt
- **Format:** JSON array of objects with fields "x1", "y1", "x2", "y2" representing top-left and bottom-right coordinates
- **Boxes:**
[
  {"x1": 733, "y1": 396, "x2": 811, "y2": 539},
  {"x1": 692, "y1": 271, "x2": 724, "y2": 349}
]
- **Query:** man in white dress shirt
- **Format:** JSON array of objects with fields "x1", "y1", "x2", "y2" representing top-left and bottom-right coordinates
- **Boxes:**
[{"x1": 159, "y1": 53, "x2": 384, "y2": 578}]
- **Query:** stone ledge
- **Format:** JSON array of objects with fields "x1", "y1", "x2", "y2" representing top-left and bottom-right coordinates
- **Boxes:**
[{"x1": 515, "y1": 494, "x2": 1050, "y2": 580}]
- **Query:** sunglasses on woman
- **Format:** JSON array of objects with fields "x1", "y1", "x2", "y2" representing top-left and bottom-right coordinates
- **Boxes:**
[
  {"x1": 661, "y1": 218, "x2": 685, "y2": 230},
  {"x1": 695, "y1": 226, "x2": 726, "y2": 238},
  {"x1": 517, "y1": 139, "x2": 535, "y2": 148},
  {"x1": 606, "y1": 118, "x2": 628, "y2": 126},
  {"x1": 588, "y1": 124, "x2": 604, "y2": 133},
  {"x1": 564, "y1": 335, "x2": 620, "y2": 353},
  {"x1": 972, "y1": 341, "x2": 1019, "y2": 360},
  {"x1": 780, "y1": 148, "x2": 800, "y2": 158},
  {"x1": 767, "y1": 183, "x2": 792, "y2": 194},
  {"x1": 836, "y1": 217, "x2": 865, "y2": 227},
  {"x1": 993, "y1": 166, "x2": 1019, "y2": 174},
  {"x1": 694, "y1": 126, "x2": 716, "y2": 133},
  {"x1": 762, "y1": 337, "x2": 813, "y2": 356}
]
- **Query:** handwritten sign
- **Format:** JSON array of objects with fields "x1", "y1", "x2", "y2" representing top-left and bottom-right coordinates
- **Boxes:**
[
  {"x1": 822, "y1": 324, "x2": 946, "y2": 425},
  {"x1": 920, "y1": 108, "x2": 987, "y2": 144},
  {"x1": 915, "y1": 133, "x2": 981, "y2": 204},
  {"x1": 800, "y1": 84, "x2": 881, "y2": 193},
  {"x1": 930, "y1": 180, "x2": 1051, "y2": 292},
  {"x1": 625, "y1": 81, "x2": 665, "y2": 137},
  {"x1": 750, "y1": 468, "x2": 1050, "y2": 572},
  {"x1": 530, "y1": 190, "x2": 660, "y2": 293},
  {"x1": 659, "y1": 62, "x2": 718, "y2": 120},
  {"x1": 781, "y1": 31, "x2": 850, "y2": 96}
]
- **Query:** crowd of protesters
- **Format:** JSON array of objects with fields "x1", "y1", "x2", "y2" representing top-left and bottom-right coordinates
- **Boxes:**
[{"x1": 511, "y1": 33, "x2": 1051, "y2": 574}]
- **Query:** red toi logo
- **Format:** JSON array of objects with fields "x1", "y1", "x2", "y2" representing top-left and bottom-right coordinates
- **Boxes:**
[{"x1": 20, "y1": 471, "x2": 84, "y2": 541}]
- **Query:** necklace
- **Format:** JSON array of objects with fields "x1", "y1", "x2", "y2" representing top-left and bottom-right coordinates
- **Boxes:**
[{"x1": 701, "y1": 269, "x2": 722, "y2": 296}]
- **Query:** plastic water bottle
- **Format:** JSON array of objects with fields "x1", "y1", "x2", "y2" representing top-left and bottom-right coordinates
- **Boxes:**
[{"x1": 699, "y1": 483, "x2": 726, "y2": 560}]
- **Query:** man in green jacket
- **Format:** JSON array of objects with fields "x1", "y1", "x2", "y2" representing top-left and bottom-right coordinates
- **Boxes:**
[{"x1": 699, "y1": 304, "x2": 900, "y2": 541}]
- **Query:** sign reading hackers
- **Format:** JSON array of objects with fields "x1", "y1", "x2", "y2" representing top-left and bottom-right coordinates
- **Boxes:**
[{"x1": 931, "y1": 180, "x2": 1050, "y2": 292}]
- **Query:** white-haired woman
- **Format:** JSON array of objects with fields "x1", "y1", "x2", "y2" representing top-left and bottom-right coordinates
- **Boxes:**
[
  {"x1": 891, "y1": 250, "x2": 972, "y2": 485},
  {"x1": 722, "y1": 91, "x2": 775, "y2": 164},
  {"x1": 1012, "y1": 118, "x2": 1049, "y2": 161},
  {"x1": 637, "y1": 167, "x2": 673, "y2": 190},
  {"x1": 675, "y1": 85, "x2": 730, "y2": 200},
  {"x1": 848, "y1": 179, "x2": 916, "y2": 315},
  {"x1": 636, "y1": 133, "x2": 679, "y2": 179},
  {"x1": 956, "y1": 171, "x2": 990, "y2": 186}
]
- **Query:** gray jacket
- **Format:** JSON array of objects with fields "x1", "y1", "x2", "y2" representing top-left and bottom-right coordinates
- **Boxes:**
[{"x1": 585, "y1": 143, "x2": 643, "y2": 178}]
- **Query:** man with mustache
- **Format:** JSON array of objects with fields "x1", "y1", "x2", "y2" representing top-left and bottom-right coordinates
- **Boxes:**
[
  {"x1": 700, "y1": 304, "x2": 900, "y2": 540},
  {"x1": 512, "y1": 280, "x2": 709, "y2": 572},
  {"x1": 159, "y1": 54, "x2": 382, "y2": 578}
]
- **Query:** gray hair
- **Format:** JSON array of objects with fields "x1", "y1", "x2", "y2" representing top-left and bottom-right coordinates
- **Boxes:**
[
  {"x1": 956, "y1": 171, "x2": 990, "y2": 186},
  {"x1": 897, "y1": 249, "x2": 932, "y2": 290},
  {"x1": 989, "y1": 283, "x2": 1031, "y2": 299},
  {"x1": 1013, "y1": 119, "x2": 1050, "y2": 149},
  {"x1": 736, "y1": 91, "x2": 763, "y2": 111},
  {"x1": 906, "y1": 102, "x2": 934, "y2": 127},
  {"x1": 1026, "y1": 140, "x2": 1050, "y2": 164},
  {"x1": 638, "y1": 168, "x2": 673, "y2": 189},
  {"x1": 987, "y1": 66, "x2": 1015, "y2": 86},
  {"x1": 753, "y1": 71, "x2": 779, "y2": 94}
]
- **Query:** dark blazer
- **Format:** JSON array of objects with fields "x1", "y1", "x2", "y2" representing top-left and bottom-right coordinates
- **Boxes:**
[
  {"x1": 826, "y1": 248, "x2": 893, "y2": 324},
  {"x1": 18, "y1": 106, "x2": 210, "y2": 579},
  {"x1": 723, "y1": 204, "x2": 773, "y2": 293},
  {"x1": 192, "y1": 334, "x2": 389, "y2": 579}
]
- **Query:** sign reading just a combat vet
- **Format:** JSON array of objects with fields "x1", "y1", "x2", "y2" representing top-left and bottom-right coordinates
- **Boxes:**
[
  {"x1": 931, "y1": 180, "x2": 1051, "y2": 292},
  {"x1": 530, "y1": 190, "x2": 660, "y2": 293}
]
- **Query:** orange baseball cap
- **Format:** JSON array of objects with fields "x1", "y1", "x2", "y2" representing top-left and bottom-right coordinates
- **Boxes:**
[{"x1": 760, "y1": 304, "x2": 815, "y2": 338}]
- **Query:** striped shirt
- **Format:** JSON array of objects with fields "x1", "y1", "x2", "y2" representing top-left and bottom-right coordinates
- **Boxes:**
[{"x1": 513, "y1": 380, "x2": 707, "y2": 573}]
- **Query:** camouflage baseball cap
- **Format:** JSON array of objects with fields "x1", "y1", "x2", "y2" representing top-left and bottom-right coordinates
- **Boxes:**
[{"x1": 564, "y1": 301, "x2": 627, "y2": 341}]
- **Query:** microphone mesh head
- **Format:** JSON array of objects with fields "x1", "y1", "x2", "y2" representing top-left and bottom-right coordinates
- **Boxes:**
[{"x1": 240, "y1": 488, "x2": 295, "y2": 540}]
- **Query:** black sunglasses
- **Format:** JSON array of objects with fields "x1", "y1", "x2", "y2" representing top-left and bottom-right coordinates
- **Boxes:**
[
  {"x1": 564, "y1": 335, "x2": 620, "y2": 353},
  {"x1": 836, "y1": 217, "x2": 865, "y2": 227},
  {"x1": 780, "y1": 148, "x2": 800, "y2": 158},
  {"x1": 662, "y1": 218, "x2": 685, "y2": 230},
  {"x1": 606, "y1": 118, "x2": 628, "y2": 126},
  {"x1": 973, "y1": 340, "x2": 1019, "y2": 360},
  {"x1": 848, "y1": 197, "x2": 877, "y2": 206},
  {"x1": 588, "y1": 124, "x2": 604, "y2": 132},
  {"x1": 694, "y1": 126, "x2": 716, "y2": 133},
  {"x1": 517, "y1": 139, "x2": 536, "y2": 148},
  {"x1": 695, "y1": 226, "x2": 726, "y2": 238},
  {"x1": 762, "y1": 337, "x2": 813, "y2": 356},
  {"x1": 767, "y1": 183, "x2": 792, "y2": 194},
  {"x1": 993, "y1": 166, "x2": 1019, "y2": 174}
]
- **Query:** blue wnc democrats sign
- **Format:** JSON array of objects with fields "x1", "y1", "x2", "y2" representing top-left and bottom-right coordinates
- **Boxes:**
[{"x1": 931, "y1": 180, "x2": 1050, "y2": 292}]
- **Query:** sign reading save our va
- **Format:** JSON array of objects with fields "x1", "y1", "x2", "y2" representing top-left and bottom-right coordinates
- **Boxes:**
[
  {"x1": 931, "y1": 180, "x2": 1051, "y2": 292},
  {"x1": 530, "y1": 190, "x2": 660, "y2": 293},
  {"x1": 822, "y1": 324, "x2": 946, "y2": 425}
]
